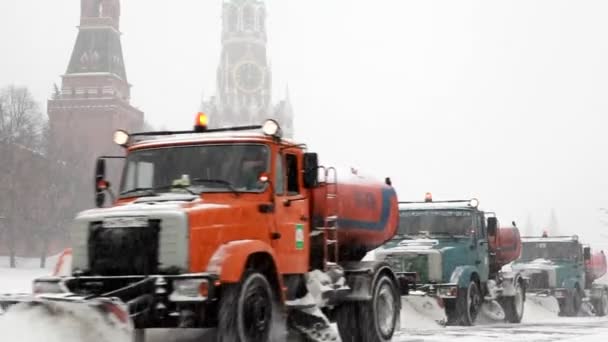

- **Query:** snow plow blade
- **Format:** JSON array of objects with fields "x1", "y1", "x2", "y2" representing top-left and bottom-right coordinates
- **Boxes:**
[
  {"x1": 0, "y1": 293, "x2": 133, "y2": 334},
  {"x1": 400, "y1": 291, "x2": 447, "y2": 327},
  {"x1": 526, "y1": 293, "x2": 560, "y2": 315}
]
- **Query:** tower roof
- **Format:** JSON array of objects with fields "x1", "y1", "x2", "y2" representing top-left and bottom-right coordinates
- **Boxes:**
[
  {"x1": 66, "y1": 29, "x2": 127, "y2": 80},
  {"x1": 66, "y1": 0, "x2": 127, "y2": 80}
]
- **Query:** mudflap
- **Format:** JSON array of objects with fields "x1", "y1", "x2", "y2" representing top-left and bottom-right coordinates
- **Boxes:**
[
  {"x1": 401, "y1": 291, "x2": 447, "y2": 327},
  {"x1": 0, "y1": 293, "x2": 133, "y2": 337}
]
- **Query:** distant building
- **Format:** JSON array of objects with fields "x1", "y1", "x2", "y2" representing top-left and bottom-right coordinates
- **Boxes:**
[
  {"x1": 201, "y1": 0, "x2": 294, "y2": 138},
  {"x1": 47, "y1": 0, "x2": 143, "y2": 173}
]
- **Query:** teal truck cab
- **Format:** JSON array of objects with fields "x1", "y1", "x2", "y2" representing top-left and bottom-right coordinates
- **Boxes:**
[
  {"x1": 371, "y1": 195, "x2": 526, "y2": 326},
  {"x1": 512, "y1": 235, "x2": 608, "y2": 316}
]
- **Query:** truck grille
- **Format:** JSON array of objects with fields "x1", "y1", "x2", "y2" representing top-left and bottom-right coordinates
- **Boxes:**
[
  {"x1": 528, "y1": 271, "x2": 550, "y2": 290},
  {"x1": 386, "y1": 254, "x2": 429, "y2": 283},
  {"x1": 88, "y1": 220, "x2": 160, "y2": 276}
]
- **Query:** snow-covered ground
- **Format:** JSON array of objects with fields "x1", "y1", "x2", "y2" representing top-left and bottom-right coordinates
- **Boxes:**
[{"x1": 2, "y1": 258, "x2": 608, "y2": 341}]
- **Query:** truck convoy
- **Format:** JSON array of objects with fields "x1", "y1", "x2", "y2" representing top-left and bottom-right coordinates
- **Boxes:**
[
  {"x1": 511, "y1": 234, "x2": 608, "y2": 317},
  {"x1": 370, "y1": 194, "x2": 527, "y2": 326},
  {"x1": 0, "y1": 115, "x2": 405, "y2": 342}
]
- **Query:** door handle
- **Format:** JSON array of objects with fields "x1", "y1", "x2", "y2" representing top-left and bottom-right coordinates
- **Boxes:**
[{"x1": 300, "y1": 215, "x2": 308, "y2": 221}]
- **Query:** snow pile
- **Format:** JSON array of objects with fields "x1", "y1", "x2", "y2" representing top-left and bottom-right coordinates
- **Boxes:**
[
  {"x1": 0, "y1": 268, "x2": 48, "y2": 293},
  {"x1": 0, "y1": 302, "x2": 132, "y2": 342}
]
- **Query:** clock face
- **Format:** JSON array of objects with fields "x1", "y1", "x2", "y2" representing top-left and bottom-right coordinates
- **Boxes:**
[{"x1": 234, "y1": 62, "x2": 264, "y2": 93}]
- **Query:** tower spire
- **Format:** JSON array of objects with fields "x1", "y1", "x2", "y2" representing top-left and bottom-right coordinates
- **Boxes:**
[{"x1": 48, "y1": 0, "x2": 142, "y2": 171}]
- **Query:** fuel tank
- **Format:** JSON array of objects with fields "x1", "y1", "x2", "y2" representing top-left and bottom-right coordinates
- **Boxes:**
[
  {"x1": 310, "y1": 172, "x2": 398, "y2": 261},
  {"x1": 489, "y1": 225, "x2": 522, "y2": 271},
  {"x1": 586, "y1": 251, "x2": 607, "y2": 282}
]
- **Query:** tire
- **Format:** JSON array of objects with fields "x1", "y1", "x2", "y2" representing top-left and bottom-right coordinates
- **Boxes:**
[
  {"x1": 559, "y1": 288, "x2": 583, "y2": 317},
  {"x1": 335, "y1": 302, "x2": 362, "y2": 342},
  {"x1": 502, "y1": 279, "x2": 525, "y2": 323},
  {"x1": 593, "y1": 290, "x2": 608, "y2": 317},
  {"x1": 218, "y1": 271, "x2": 274, "y2": 342},
  {"x1": 360, "y1": 274, "x2": 399, "y2": 342},
  {"x1": 335, "y1": 274, "x2": 399, "y2": 342},
  {"x1": 448, "y1": 281, "x2": 482, "y2": 326},
  {"x1": 133, "y1": 329, "x2": 145, "y2": 342}
]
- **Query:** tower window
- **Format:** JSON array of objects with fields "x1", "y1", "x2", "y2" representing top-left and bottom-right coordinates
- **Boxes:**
[
  {"x1": 226, "y1": 5, "x2": 237, "y2": 32},
  {"x1": 258, "y1": 9, "x2": 265, "y2": 31},
  {"x1": 243, "y1": 6, "x2": 255, "y2": 31}
]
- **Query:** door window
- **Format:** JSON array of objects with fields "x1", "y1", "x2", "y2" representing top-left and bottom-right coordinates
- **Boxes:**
[{"x1": 286, "y1": 154, "x2": 299, "y2": 195}]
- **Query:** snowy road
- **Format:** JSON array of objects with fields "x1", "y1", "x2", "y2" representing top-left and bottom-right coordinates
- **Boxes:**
[
  {"x1": 394, "y1": 318, "x2": 608, "y2": 341},
  {"x1": 139, "y1": 316, "x2": 608, "y2": 342},
  {"x1": 2, "y1": 263, "x2": 607, "y2": 341}
]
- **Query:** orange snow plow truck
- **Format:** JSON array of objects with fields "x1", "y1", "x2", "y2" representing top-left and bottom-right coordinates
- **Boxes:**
[{"x1": 1, "y1": 115, "x2": 404, "y2": 342}]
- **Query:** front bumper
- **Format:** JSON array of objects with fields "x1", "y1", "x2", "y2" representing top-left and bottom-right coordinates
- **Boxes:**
[
  {"x1": 394, "y1": 277, "x2": 459, "y2": 299},
  {"x1": 527, "y1": 287, "x2": 567, "y2": 299},
  {"x1": 30, "y1": 273, "x2": 221, "y2": 329}
]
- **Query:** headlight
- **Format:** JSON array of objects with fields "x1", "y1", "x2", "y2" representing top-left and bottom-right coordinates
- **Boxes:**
[
  {"x1": 170, "y1": 279, "x2": 210, "y2": 300},
  {"x1": 553, "y1": 289, "x2": 567, "y2": 298},
  {"x1": 437, "y1": 286, "x2": 458, "y2": 298},
  {"x1": 33, "y1": 280, "x2": 65, "y2": 294},
  {"x1": 262, "y1": 119, "x2": 282, "y2": 138}
]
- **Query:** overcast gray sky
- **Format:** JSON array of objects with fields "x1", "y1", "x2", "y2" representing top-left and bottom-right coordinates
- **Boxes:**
[{"x1": 1, "y1": 0, "x2": 608, "y2": 249}]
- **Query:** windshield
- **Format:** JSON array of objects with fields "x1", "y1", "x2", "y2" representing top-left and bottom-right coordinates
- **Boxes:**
[
  {"x1": 398, "y1": 209, "x2": 475, "y2": 237},
  {"x1": 119, "y1": 144, "x2": 269, "y2": 197},
  {"x1": 519, "y1": 241, "x2": 581, "y2": 262}
]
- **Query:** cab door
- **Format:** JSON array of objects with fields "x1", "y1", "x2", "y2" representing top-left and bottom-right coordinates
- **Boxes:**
[
  {"x1": 475, "y1": 213, "x2": 490, "y2": 282},
  {"x1": 271, "y1": 149, "x2": 310, "y2": 274}
]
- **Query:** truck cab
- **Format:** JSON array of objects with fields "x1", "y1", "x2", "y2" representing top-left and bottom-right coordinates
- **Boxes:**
[{"x1": 373, "y1": 195, "x2": 525, "y2": 325}]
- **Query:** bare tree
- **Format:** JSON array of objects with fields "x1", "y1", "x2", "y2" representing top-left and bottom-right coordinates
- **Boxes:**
[{"x1": 0, "y1": 85, "x2": 45, "y2": 267}]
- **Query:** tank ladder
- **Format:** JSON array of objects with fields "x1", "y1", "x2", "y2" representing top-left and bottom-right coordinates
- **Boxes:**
[{"x1": 321, "y1": 166, "x2": 339, "y2": 270}]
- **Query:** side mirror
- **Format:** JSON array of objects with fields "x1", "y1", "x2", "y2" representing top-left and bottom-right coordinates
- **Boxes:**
[
  {"x1": 487, "y1": 217, "x2": 498, "y2": 236},
  {"x1": 94, "y1": 158, "x2": 107, "y2": 208},
  {"x1": 303, "y1": 152, "x2": 319, "y2": 188},
  {"x1": 584, "y1": 247, "x2": 591, "y2": 261}
]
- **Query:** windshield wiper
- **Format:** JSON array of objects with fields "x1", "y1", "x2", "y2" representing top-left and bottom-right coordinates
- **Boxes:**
[
  {"x1": 192, "y1": 178, "x2": 240, "y2": 196},
  {"x1": 120, "y1": 183, "x2": 198, "y2": 197},
  {"x1": 392, "y1": 233, "x2": 413, "y2": 240},
  {"x1": 120, "y1": 187, "x2": 158, "y2": 197},
  {"x1": 431, "y1": 232, "x2": 465, "y2": 239}
]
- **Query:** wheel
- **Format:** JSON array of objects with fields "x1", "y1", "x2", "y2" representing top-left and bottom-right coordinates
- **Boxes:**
[
  {"x1": 335, "y1": 302, "x2": 362, "y2": 342},
  {"x1": 593, "y1": 290, "x2": 608, "y2": 316},
  {"x1": 559, "y1": 288, "x2": 582, "y2": 317},
  {"x1": 502, "y1": 279, "x2": 525, "y2": 323},
  {"x1": 447, "y1": 281, "x2": 481, "y2": 326},
  {"x1": 335, "y1": 274, "x2": 399, "y2": 342},
  {"x1": 218, "y1": 271, "x2": 274, "y2": 342},
  {"x1": 133, "y1": 329, "x2": 145, "y2": 342},
  {"x1": 359, "y1": 274, "x2": 399, "y2": 342},
  {"x1": 572, "y1": 288, "x2": 582, "y2": 315}
]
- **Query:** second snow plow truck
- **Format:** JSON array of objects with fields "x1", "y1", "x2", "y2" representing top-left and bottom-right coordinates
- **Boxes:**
[
  {"x1": 512, "y1": 234, "x2": 608, "y2": 317},
  {"x1": 0, "y1": 115, "x2": 404, "y2": 342},
  {"x1": 370, "y1": 194, "x2": 527, "y2": 326}
]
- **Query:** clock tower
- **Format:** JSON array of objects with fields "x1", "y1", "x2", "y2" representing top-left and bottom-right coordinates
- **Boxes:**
[{"x1": 202, "y1": 0, "x2": 294, "y2": 138}]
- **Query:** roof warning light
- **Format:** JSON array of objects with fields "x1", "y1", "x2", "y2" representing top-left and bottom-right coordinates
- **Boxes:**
[{"x1": 194, "y1": 112, "x2": 209, "y2": 132}]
